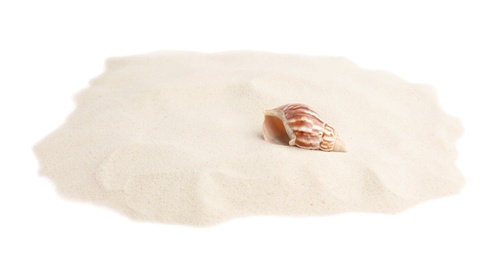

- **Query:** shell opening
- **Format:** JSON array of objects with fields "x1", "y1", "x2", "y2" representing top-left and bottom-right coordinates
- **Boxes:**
[
  {"x1": 262, "y1": 115, "x2": 290, "y2": 145},
  {"x1": 262, "y1": 111, "x2": 296, "y2": 146}
]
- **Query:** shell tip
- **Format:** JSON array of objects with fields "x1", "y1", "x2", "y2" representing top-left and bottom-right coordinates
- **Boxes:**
[{"x1": 333, "y1": 137, "x2": 348, "y2": 153}]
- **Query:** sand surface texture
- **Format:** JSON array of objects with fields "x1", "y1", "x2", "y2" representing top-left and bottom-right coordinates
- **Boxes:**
[{"x1": 34, "y1": 51, "x2": 464, "y2": 226}]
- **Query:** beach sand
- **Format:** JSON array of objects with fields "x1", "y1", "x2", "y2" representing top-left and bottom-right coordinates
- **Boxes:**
[{"x1": 34, "y1": 51, "x2": 464, "y2": 226}]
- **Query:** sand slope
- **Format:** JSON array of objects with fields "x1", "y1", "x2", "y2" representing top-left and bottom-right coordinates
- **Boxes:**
[{"x1": 34, "y1": 51, "x2": 464, "y2": 226}]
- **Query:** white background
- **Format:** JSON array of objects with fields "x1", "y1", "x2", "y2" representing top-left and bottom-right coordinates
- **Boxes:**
[{"x1": 1, "y1": 0, "x2": 493, "y2": 259}]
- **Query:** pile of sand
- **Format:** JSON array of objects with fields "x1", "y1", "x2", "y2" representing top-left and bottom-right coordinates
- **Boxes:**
[{"x1": 34, "y1": 51, "x2": 464, "y2": 226}]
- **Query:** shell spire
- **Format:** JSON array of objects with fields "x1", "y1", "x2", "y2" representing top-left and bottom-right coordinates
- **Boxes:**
[{"x1": 262, "y1": 104, "x2": 347, "y2": 152}]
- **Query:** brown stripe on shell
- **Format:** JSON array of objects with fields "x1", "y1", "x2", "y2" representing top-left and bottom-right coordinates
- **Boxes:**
[
  {"x1": 319, "y1": 124, "x2": 337, "y2": 151},
  {"x1": 293, "y1": 131, "x2": 322, "y2": 149},
  {"x1": 281, "y1": 104, "x2": 324, "y2": 124}
]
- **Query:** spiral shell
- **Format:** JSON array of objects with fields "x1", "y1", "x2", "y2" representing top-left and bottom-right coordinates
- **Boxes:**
[{"x1": 262, "y1": 104, "x2": 347, "y2": 152}]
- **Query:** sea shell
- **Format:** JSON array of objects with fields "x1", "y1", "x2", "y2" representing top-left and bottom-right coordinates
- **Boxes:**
[{"x1": 262, "y1": 104, "x2": 347, "y2": 152}]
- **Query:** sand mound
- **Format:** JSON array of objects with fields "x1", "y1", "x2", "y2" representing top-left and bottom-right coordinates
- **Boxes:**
[{"x1": 34, "y1": 51, "x2": 464, "y2": 226}]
